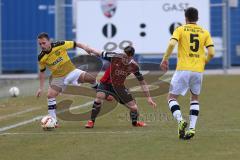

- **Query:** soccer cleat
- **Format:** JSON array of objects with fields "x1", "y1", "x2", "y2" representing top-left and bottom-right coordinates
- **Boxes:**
[
  {"x1": 178, "y1": 120, "x2": 188, "y2": 139},
  {"x1": 85, "y1": 120, "x2": 94, "y2": 128},
  {"x1": 184, "y1": 129, "x2": 196, "y2": 140},
  {"x1": 133, "y1": 121, "x2": 147, "y2": 127}
]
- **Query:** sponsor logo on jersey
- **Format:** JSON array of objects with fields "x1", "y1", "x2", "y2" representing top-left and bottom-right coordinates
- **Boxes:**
[
  {"x1": 55, "y1": 50, "x2": 61, "y2": 56},
  {"x1": 51, "y1": 57, "x2": 63, "y2": 66}
]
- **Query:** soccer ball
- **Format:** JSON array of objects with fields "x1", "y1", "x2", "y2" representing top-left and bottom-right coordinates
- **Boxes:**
[
  {"x1": 40, "y1": 115, "x2": 57, "y2": 131},
  {"x1": 9, "y1": 87, "x2": 20, "y2": 97}
]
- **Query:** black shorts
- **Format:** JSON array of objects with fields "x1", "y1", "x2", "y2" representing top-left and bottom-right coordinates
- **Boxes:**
[{"x1": 96, "y1": 83, "x2": 134, "y2": 104}]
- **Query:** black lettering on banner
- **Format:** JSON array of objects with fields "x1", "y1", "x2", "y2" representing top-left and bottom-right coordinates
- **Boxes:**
[
  {"x1": 104, "y1": 42, "x2": 117, "y2": 51},
  {"x1": 162, "y1": 3, "x2": 189, "y2": 12},
  {"x1": 102, "y1": 23, "x2": 117, "y2": 38},
  {"x1": 104, "y1": 40, "x2": 133, "y2": 51}
]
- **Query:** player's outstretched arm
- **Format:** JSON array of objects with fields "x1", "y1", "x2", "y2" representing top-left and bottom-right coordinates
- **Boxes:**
[
  {"x1": 76, "y1": 43, "x2": 102, "y2": 57},
  {"x1": 36, "y1": 71, "x2": 45, "y2": 97},
  {"x1": 88, "y1": 47, "x2": 102, "y2": 57},
  {"x1": 160, "y1": 39, "x2": 177, "y2": 72},
  {"x1": 75, "y1": 42, "x2": 92, "y2": 53},
  {"x1": 139, "y1": 79, "x2": 157, "y2": 108}
]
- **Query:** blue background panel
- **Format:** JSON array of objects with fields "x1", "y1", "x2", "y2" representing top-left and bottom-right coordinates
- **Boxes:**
[{"x1": 1, "y1": 0, "x2": 55, "y2": 73}]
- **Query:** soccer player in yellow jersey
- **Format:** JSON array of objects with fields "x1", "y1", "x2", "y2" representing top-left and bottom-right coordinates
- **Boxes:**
[
  {"x1": 36, "y1": 32, "x2": 97, "y2": 127},
  {"x1": 160, "y1": 7, "x2": 215, "y2": 140}
]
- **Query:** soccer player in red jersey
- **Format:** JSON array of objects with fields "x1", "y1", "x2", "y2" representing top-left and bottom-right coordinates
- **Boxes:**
[{"x1": 84, "y1": 46, "x2": 156, "y2": 128}]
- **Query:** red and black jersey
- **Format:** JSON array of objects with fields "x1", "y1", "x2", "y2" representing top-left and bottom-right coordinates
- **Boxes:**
[{"x1": 100, "y1": 51, "x2": 144, "y2": 86}]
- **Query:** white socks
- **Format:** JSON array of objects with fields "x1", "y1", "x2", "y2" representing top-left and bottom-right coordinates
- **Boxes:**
[
  {"x1": 48, "y1": 98, "x2": 57, "y2": 120},
  {"x1": 189, "y1": 100, "x2": 200, "y2": 129},
  {"x1": 168, "y1": 99, "x2": 183, "y2": 123}
]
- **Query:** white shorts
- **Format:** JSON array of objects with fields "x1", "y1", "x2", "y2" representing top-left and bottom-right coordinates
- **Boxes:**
[
  {"x1": 50, "y1": 69, "x2": 85, "y2": 91},
  {"x1": 169, "y1": 70, "x2": 203, "y2": 96},
  {"x1": 64, "y1": 69, "x2": 85, "y2": 86}
]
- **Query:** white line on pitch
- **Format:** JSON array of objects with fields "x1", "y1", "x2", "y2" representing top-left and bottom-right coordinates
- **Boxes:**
[
  {"x1": 0, "y1": 130, "x2": 155, "y2": 136},
  {"x1": 0, "y1": 116, "x2": 43, "y2": 132},
  {"x1": 1, "y1": 128, "x2": 240, "y2": 136},
  {"x1": 0, "y1": 101, "x2": 93, "y2": 133},
  {"x1": 0, "y1": 107, "x2": 41, "y2": 121}
]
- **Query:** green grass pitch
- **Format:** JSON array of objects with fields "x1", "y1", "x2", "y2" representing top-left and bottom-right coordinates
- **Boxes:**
[{"x1": 0, "y1": 75, "x2": 239, "y2": 160}]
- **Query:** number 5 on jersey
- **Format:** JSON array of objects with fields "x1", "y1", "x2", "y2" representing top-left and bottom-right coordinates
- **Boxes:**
[{"x1": 190, "y1": 34, "x2": 199, "y2": 52}]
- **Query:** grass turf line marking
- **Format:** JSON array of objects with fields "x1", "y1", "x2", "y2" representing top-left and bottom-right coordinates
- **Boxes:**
[
  {"x1": 0, "y1": 130, "x2": 156, "y2": 136},
  {"x1": 0, "y1": 101, "x2": 93, "y2": 133},
  {"x1": 1, "y1": 129, "x2": 240, "y2": 136},
  {"x1": 0, "y1": 107, "x2": 41, "y2": 121}
]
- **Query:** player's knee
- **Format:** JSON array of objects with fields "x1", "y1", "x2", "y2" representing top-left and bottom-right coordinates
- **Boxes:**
[
  {"x1": 167, "y1": 94, "x2": 177, "y2": 101},
  {"x1": 47, "y1": 89, "x2": 58, "y2": 99},
  {"x1": 167, "y1": 96, "x2": 173, "y2": 102},
  {"x1": 167, "y1": 94, "x2": 171, "y2": 101},
  {"x1": 130, "y1": 107, "x2": 138, "y2": 112},
  {"x1": 191, "y1": 95, "x2": 198, "y2": 101},
  {"x1": 126, "y1": 100, "x2": 138, "y2": 111},
  {"x1": 94, "y1": 98, "x2": 102, "y2": 104},
  {"x1": 47, "y1": 93, "x2": 56, "y2": 99},
  {"x1": 129, "y1": 104, "x2": 138, "y2": 112},
  {"x1": 96, "y1": 93, "x2": 105, "y2": 100},
  {"x1": 95, "y1": 95, "x2": 105, "y2": 103}
]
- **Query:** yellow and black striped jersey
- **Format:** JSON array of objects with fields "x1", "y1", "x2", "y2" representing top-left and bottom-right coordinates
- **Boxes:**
[
  {"x1": 38, "y1": 41, "x2": 76, "y2": 78},
  {"x1": 172, "y1": 24, "x2": 214, "y2": 72}
]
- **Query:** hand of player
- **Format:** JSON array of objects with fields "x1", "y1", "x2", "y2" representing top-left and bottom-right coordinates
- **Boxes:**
[
  {"x1": 160, "y1": 60, "x2": 169, "y2": 72},
  {"x1": 147, "y1": 97, "x2": 157, "y2": 108},
  {"x1": 36, "y1": 88, "x2": 43, "y2": 98}
]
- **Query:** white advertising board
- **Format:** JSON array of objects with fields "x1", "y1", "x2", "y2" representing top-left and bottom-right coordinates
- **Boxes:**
[{"x1": 76, "y1": 0, "x2": 210, "y2": 54}]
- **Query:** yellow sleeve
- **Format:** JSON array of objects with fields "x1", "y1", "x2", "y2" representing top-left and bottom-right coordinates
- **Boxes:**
[
  {"x1": 205, "y1": 31, "x2": 214, "y2": 48},
  {"x1": 63, "y1": 41, "x2": 76, "y2": 50},
  {"x1": 162, "y1": 39, "x2": 178, "y2": 61},
  {"x1": 39, "y1": 62, "x2": 46, "y2": 72},
  {"x1": 38, "y1": 52, "x2": 46, "y2": 72},
  {"x1": 206, "y1": 46, "x2": 215, "y2": 63},
  {"x1": 171, "y1": 27, "x2": 181, "y2": 42}
]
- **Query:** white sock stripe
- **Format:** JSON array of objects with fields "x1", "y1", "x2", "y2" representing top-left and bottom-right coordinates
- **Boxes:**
[
  {"x1": 190, "y1": 100, "x2": 199, "y2": 104},
  {"x1": 48, "y1": 98, "x2": 56, "y2": 101},
  {"x1": 48, "y1": 100, "x2": 56, "y2": 102},
  {"x1": 48, "y1": 102, "x2": 56, "y2": 106},
  {"x1": 168, "y1": 99, "x2": 176, "y2": 104},
  {"x1": 190, "y1": 104, "x2": 199, "y2": 111},
  {"x1": 48, "y1": 98, "x2": 56, "y2": 106},
  {"x1": 168, "y1": 100, "x2": 179, "y2": 108}
]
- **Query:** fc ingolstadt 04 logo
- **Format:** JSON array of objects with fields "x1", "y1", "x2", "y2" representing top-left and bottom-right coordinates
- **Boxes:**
[{"x1": 101, "y1": 0, "x2": 117, "y2": 18}]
